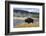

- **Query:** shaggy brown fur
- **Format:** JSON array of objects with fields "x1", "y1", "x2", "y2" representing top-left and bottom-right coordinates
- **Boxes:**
[{"x1": 25, "y1": 18, "x2": 33, "y2": 24}]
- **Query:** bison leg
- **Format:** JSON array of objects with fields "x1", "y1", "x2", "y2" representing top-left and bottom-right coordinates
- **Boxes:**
[{"x1": 32, "y1": 20, "x2": 33, "y2": 23}]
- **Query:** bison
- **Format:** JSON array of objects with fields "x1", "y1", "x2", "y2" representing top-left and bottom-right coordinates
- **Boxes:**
[{"x1": 25, "y1": 18, "x2": 33, "y2": 24}]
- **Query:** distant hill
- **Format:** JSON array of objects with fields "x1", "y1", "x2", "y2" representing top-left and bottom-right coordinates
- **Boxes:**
[{"x1": 14, "y1": 9, "x2": 39, "y2": 15}]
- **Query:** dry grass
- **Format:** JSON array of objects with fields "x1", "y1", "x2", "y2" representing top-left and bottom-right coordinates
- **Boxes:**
[{"x1": 15, "y1": 23, "x2": 39, "y2": 28}]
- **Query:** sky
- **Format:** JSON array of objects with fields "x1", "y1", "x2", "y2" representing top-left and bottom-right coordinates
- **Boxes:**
[{"x1": 14, "y1": 8, "x2": 39, "y2": 13}]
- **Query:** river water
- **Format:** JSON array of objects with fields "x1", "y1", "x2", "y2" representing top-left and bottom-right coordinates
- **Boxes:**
[{"x1": 13, "y1": 18, "x2": 39, "y2": 28}]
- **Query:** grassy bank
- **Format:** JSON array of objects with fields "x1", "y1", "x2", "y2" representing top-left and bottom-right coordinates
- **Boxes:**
[{"x1": 15, "y1": 23, "x2": 39, "y2": 28}]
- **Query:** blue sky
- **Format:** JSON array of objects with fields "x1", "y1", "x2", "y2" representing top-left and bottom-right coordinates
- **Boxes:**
[{"x1": 14, "y1": 8, "x2": 39, "y2": 13}]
